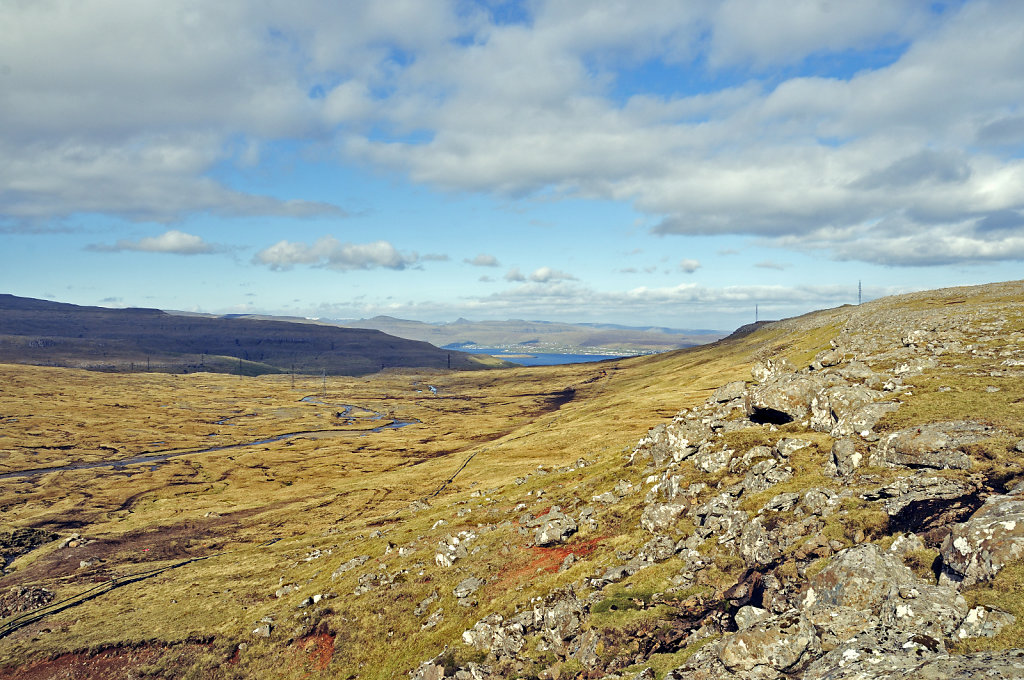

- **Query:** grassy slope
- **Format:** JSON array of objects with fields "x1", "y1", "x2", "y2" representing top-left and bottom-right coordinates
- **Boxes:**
[{"x1": 1, "y1": 280, "x2": 1023, "y2": 678}]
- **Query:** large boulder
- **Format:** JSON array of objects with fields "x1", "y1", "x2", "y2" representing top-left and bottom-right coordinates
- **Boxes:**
[
  {"x1": 940, "y1": 484, "x2": 1024, "y2": 587},
  {"x1": 631, "y1": 418, "x2": 711, "y2": 467},
  {"x1": 640, "y1": 501, "x2": 689, "y2": 534},
  {"x1": 747, "y1": 372, "x2": 836, "y2": 424},
  {"x1": 878, "y1": 583, "x2": 969, "y2": 638},
  {"x1": 801, "y1": 627, "x2": 946, "y2": 680},
  {"x1": 877, "y1": 421, "x2": 997, "y2": 470},
  {"x1": 810, "y1": 385, "x2": 884, "y2": 434},
  {"x1": 718, "y1": 610, "x2": 821, "y2": 676},
  {"x1": 802, "y1": 544, "x2": 919, "y2": 615},
  {"x1": 534, "y1": 510, "x2": 577, "y2": 547}
]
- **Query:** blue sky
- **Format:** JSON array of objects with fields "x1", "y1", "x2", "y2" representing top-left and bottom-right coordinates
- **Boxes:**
[{"x1": 2, "y1": 0, "x2": 1023, "y2": 331}]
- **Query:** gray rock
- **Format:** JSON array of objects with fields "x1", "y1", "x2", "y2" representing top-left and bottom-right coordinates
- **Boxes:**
[
  {"x1": 453, "y1": 577, "x2": 485, "y2": 599},
  {"x1": 534, "y1": 510, "x2": 577, "y2": 546},
  {"x1": 940, "y1": 485, "x2": 1024, "y2": 587},
  {"x1": 828, "y1": 438, "x2": 862, "y2": 477},
  {"x1": 734, "y1": 605, "x2": 771, "y2": 630},
  {"x1": 718, "y1": 610, "x2": 821, "y2": 675},
  {"x1": 878, "y1": 421, "x2": 997, "y2": 470},
  {"x1": 640, "y1": 501, "x2": 689, "y2": 534},
  {"x1": 712, "y1": 380, "x2": 747, "y2": 403},
  {"x1": 878, "y1": 583, "x2": 969, "y2": 637},
  {"x1": 802, "y1": 544, "x2": 919, "y2": 615},
  {"x1": 252, "y1": 622, "x2": 272, "y2": 638},
  {"x1": 955, "y1": 605, "x2": 1017, "y2": 639}
]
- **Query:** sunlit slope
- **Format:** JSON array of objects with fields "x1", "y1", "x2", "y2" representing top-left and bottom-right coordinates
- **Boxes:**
[{"x1": 2, "y1": 280, "x2": 1023, "y2": 678}]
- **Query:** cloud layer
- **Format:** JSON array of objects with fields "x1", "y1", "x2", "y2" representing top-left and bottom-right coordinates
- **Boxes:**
[{"x1": 5, "y1": 1, "x2": 1024, "y2": 272}]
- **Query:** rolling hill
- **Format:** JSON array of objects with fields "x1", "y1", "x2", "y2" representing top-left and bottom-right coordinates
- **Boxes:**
[{"x1": 0, "y1": 294, "x2": 508, "y2": 375}]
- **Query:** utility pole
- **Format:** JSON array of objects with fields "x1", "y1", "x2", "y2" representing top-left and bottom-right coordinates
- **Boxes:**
[
  {"x1": 755, "y1": 304, "x2": 759, "y2": 323},
  {"x1": 321, "y1": 369, "x2": 327, "y2": 399},
  {"x1": 858, "y1": 280, "x2": 862, "y2": 305}
]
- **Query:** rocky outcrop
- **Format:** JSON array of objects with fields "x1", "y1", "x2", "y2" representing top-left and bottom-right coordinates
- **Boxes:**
[
  {"x1": 940, "y1": 483, "x2": 1024, "y2": 587},
  {"x1": 411, "y1": 289, "x2": 1024, "y2": 680}
]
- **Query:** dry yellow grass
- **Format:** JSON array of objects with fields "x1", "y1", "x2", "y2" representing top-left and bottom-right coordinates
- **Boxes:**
[{"x1": 3, "y1": 279, "x2": 1024, "y2": 678}]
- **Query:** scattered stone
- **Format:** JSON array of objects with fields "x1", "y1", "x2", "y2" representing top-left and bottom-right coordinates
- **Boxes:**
[
  {"x1": 718, "y1": 610, "x2": 821, "y2": 675},
  {"x1": 454, "y1": 577, "x2": 484, "y2": 599},
  {"x1": 332, "y1": 555, "x2": 370, "y2": 579},
  {"x1": 534, "y1": 509, "x2": 577, "y2": 547}
]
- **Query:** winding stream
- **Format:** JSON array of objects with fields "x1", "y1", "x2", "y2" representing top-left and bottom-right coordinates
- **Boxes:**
[{"x1": 1, "y1": 396, "x2": 421, "y2": 481}]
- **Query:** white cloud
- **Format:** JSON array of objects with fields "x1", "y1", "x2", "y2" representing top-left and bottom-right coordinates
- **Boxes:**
[
  {"x1": 4, "y1": 1, "x2": 1024, "y2": 270},
  {"x1": 504, "y1": 267, "x2": 526, "y2": 282},
  {"x1": 529, "y1": 266, "x2": 577, "y2": 283},
  {"x1": 87, "y1": 229, "x2": 224, "y2": 255},
  {"x1": 679, "y1": 258, "x2": 701, "y2": 273},
  {"x1": 755, "y1": 260, "x2": 789, "y2": 271},
  {"x1": 465, "y1": 253, "x2": 500, "y2": 267},
  {"x1": 253, "y1": 237, "x2": 419, "y2": 271}
]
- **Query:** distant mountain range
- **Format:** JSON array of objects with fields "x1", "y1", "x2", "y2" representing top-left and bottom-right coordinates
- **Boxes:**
[
  {"x1": 0, "y1": 295, "x2": 507, "y2": 375},
  {"x1": 332, "y1": 316, "x2": 726, "y2": 353}
]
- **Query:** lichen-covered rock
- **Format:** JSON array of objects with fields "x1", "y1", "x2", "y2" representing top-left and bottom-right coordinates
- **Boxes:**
[
  {"x1": 810, "y1": 385, "x2": 884, "y2": 434},
  {"x1": 955, "y1": 605, "x2": 1017, "y2": 639},
  {"x1": 739, "y1": 517, "x2": 783, "y2": 568},
  {"x1": 940, "y1": 485, "x2": 1024, "y2": 586},
  {"x1": 878, "y1": 421, "x2": 997, "y2": 470},
  {"x1": 878, "y1": 583, "x2": 968, "y2": 637},
  {"x1": 802, "y1": 544, "x2": 919, "y2": 615},
  {"x1": 640, "y1": 501, "x2": 689, "y2": 534},
  {"x1": 534, "y1": 510, "x2": 577, "y2": 546},
  {"x1": 748, "y1": 372, "x2": 837, "y2": 423},
  {"x1": 713, "y1": 380, "x2": 747, "y2": 403},
  {"x1": 718, "y1": 610, "x2": 821, "y2": 676}
]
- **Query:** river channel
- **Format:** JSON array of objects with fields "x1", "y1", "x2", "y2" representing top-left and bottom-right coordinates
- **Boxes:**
[{"x1": 0, "y1": 396, "x2": 421, "y2": 481}]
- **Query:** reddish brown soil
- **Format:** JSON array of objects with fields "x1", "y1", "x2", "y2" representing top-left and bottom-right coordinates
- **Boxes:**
[{"x1": 0, "y1": 642, "x2": 211, "y2": 680}]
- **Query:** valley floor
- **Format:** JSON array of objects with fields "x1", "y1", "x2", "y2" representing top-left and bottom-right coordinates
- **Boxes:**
[{"x1": 3, "y1": 280, "x2": 1024, "y2": 679}]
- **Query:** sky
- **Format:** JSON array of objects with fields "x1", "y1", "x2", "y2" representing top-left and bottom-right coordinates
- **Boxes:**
[{"x1": 2, "y1": 0, "x2": 1024, "y2": 331}]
